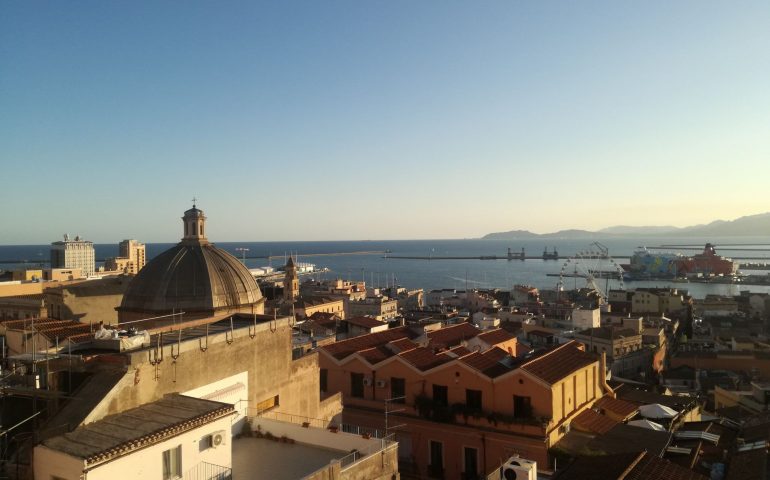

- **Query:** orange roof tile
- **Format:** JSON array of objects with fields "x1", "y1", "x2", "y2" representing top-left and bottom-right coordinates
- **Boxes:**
[
  {"x1": 594, "y1": 395, "x2": 640, "y2": 419},
  {"x1": 571, "y1": 408, "x2": 619, "y2": 435},
  {"x1": 460, "y1": 347, "x2": 514, "y2": 378},
  {"x1": 520, "y1": 341, "x2": 598, "y2": 384},
  {"x1": 386, "y1": 338, "x2": 417, "y2": 354},
  {"x1": 321, "y1": 326, "x2": 411, "y2": 360},
  {"x1": 357, "y1": 346, "x2": 394, "y2": 364},
  {"x1": 476, "y1": 328, "x2": 515, "y2": 346},
  {"x1": 398, "y1": 347, "x2": 453, "y2": 371},
  {"x1": 426, "y1": 322, "x2": 481, "y2": 348},
  {"x1": 345, "y1": 316, "x2": 387, "y2": 329}
]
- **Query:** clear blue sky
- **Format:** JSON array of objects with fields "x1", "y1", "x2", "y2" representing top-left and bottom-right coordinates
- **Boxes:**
[{"x1": 2, "y1": 1, "x2": 769, "y2": 244}]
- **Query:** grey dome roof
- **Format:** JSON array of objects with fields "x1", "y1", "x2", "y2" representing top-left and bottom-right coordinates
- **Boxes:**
[{"x1": 119, "y1": 243, "x2": 262, "y2": 315}]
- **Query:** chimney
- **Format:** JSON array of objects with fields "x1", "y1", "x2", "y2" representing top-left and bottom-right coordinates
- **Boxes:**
[{"x1": 600, "y1": 351, "x2": 616, "y2": 398}]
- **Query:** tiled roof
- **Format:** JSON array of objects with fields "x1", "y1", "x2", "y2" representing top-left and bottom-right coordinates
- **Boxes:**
[
  {"x1": 520, "y1": 341, "x2": 598, "y2": 384},
  {"x1": 308, "y1": 311, "x2": 340, "y2": 324},
  {"x1": 358, "y1": 346, "x2": 395, "y2": 364},
  {"x1": 42, "y1": 394, "x2": 234, "y2": 465},
  {"x1": 2, "y1": 318, "x2": 65, "y2": 329},
  {"x1": 448, "y1": 345, "x2": 472, "y2": 357},
  {"x1": 615, "y1": 385, "x2": 698, "y2": 411},
  {"x1": 528, "y1": 329, "x2": 555, "y2": 337},
  {"x1": 295, "y1": 297, "x2": 340, "y2": 308},
  {"x1": 476, "y1": 328, "x2": 515, "y2": 346},
  {"x1": 515, "y1": 341, "x2": 533, "y2": 357},
  {"x1": 594, "y1": 395, "x2": 639, "y2": 419},
  {"x1": 586, "y1": 424, "x2": 672, "y2": 457},
  {"x1": 459, "y1": 348, "x2": 512, "y2": 378},
  {"x1": 626, "y1": 452, "x2": 708, "y2": 480},
  {"x1": 398, "y1": 347, "x2": 453, "y2": 371},
  {"x1": 571, "y1": 408, "x2": 618, "y2": 435},
  {"x1": 577, "y1": 326, "x2": 639, "y2": 340},
  {"x1": 345, "y1": 316, "x2": 387, "y2": 329},
  {"x1": 298, "y1": 319, "x2": 336, "y2": 336},
  {"x1": 386, "y1": 338, "x2": 417, "y2": 354},
  {"x1": 426, "y1": 322, "x2": 481, "y2": 348},
  {"x1": 556, "y1": 452, "x2": 707, "y2": 480},
  {"x1": 321, "y1": 326, "x2": 411, "y2": 360},
  {"x1": 725, "y1": 448, "x2": 766, "y2": 480},
  {"x1": 483, "y1": 346, "x2": 510, "y2": 363},
  {"x1": 2, "y1": 319, "x2": 95, "y2": 343}
]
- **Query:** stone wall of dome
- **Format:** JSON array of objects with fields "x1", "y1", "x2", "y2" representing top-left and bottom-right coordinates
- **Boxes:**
[{"x1": 117, "y1": 206, "x2": 264, "y2": 324}]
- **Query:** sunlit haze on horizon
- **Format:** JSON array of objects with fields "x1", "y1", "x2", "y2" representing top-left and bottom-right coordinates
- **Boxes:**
[{"x1": 1, "y1": 1, "x2": 769, "y2": 244}]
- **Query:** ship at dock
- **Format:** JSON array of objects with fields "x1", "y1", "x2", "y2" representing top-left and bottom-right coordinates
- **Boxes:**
[{"x1": 622, "y1": 243, "x2": 737, "y2": 279}]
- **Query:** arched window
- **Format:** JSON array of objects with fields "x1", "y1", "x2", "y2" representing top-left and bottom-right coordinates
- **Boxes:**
[
  {"x1": 200, "y1": 224, "x2": 203, "y2": 236},
  {"x1": 184, "y1": 222, "x2": 188, "y2": 236}
]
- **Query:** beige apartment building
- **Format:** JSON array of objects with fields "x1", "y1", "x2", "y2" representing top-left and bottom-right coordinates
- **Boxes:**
[
  {"x1": 104, "y1": 239, "x2": 146, "y2": 274},
  {"x1": 50, "y1": 235, "x2": 95, "y2": 277}
]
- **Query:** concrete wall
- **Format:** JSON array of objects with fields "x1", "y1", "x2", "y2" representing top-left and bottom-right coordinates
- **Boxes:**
[
  {"x1": 35, "y1": 413, "x2": 233, "y2": 480},
  {"x1": 87, "y1": 318, "x2": 325, "y2": 429},
  {"x1": 45, "y1": 278, "x2": 130, "y2": 325},
  {"x1": 184, "y1": 371, "x2": 249, "y2": 435},
  {"x1": 33, "y1": 445, "x2": 85, "y2": 480}
]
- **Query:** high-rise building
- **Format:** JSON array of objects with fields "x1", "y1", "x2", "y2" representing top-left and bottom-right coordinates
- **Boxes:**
[
  {"x1": 105, "y1": 239, "x2": 146, "y2": 274},
  {"x1": 50, "y1": 234, "x2": 95, "y2": 277}
]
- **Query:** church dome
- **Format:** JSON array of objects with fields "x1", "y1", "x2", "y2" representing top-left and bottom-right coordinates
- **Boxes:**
[{"x1": 118, "y1": 206, "x2": 263, "y2": 320}]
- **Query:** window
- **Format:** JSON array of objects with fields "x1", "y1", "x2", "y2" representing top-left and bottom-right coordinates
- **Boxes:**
[
  {"x1": 255, "y1": 395, "x2": 279, "y2": 413},
  {"x1": 463, "y1": 446, "x2": 479, "y2": 479},
  {"x1": 320, "y1": 369, "x2": 328, "y2": 393},
  {"x1": 162, "y1": 445, "x2": 182, "y2": 479},
  {"x1": 432, "y1": 384, "x2": 448, "y2": 407},
  {"x1": 391, "y1": 377, "x2": 405, "y2": 403},
  {"x1": 351, "y1": 372, "x2": 364, "y2": 398},
  {"x1": 429, "y1": 440, "x2": 444, "y2": 478},
  {"x1": 513, "y1": 395, "x2": 532, "y2": 419},
  {"x1": 466, "y1": 389, "x2": 482, "y2": 411}
]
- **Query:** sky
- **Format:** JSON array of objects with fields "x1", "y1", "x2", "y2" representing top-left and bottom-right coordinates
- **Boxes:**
[{"x1": 1, "y1": 1, "x2": 769, "y2": 244}]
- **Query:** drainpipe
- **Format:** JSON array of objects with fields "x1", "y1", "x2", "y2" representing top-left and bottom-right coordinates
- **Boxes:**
[
  {"x1": 481, "y1": 433, "x2": 487, "y2": 478},
  {"x1": 600, "y1": 352, "x2": 616, "y2": 398}
]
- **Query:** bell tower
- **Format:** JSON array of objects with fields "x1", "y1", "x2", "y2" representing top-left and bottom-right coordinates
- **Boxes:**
[
  {"x1": 283, "y1": 255, "x2": 299, "y2": 302},
  {"x1": 182, "y1": 199, "x2": 208, "y2": 244}
]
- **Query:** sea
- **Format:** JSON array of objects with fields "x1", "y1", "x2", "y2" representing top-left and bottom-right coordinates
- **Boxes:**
[{"x1": 3, "y1": 236, "x2": 770, "y2": 299}]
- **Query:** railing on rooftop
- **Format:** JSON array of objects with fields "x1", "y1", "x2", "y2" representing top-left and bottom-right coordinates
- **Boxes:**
[
  {"x1": 340, "y1": 423, "x2": 385, "y2": 439},
  {"x1": 251, "y1": 409, "x2": 328, "y2": 429},
  {"x1": 339, "y1": 434, "x2": 397, "y2": 471},
  {"x1": 250, "y1": 408, "x2": 389, "y2": 439},
  {"x1": 183, "y1": 461, "x2": 232, "y2": 480}
]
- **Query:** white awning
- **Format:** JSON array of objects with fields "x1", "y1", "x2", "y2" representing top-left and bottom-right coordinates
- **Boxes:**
[
  {"x1": 628, "y1": 419, "x2": 667, "y2": 431},
  {"x1": 638, "y1": 403, "x2": 678, "y2": 419}
]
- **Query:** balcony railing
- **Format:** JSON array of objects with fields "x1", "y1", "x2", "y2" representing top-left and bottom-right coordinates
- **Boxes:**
[
  {"x1": 339, "y1": 434, "x2": 397, "y2": 470},
  {"x1": 183, "y1": 461, "x2": 232, "y2": 480}
]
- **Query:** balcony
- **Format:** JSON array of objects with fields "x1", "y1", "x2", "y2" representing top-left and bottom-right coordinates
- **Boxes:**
[
  {"x1": 184, "y1": 461, "x2": 232, "y2": 480},
  {"x1": 413, "y1": 395, "x2": 551, "y2": 435}
]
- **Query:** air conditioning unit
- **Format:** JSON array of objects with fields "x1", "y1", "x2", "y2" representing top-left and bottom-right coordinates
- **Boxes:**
[
  {"x1": 500, "y1": 456, "x2": 536, "y2": 480},
  {"x1": 211, "y1": 430, "x2": 227, "y2": 448},
  {"x1": 376, "y1": 379, "x2": 388, "y2": 388},
  {"x1": 363, "y1": 377, "x2": 373, "y2": 387}
]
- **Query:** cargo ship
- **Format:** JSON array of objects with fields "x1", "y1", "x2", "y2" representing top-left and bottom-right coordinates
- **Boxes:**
[{"x1": 622, "y1": 243, "x2": 737, "y2": 279}]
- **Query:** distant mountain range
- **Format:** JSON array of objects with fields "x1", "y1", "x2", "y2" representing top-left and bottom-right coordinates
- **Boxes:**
[{"x1": 482, "y1": 212, "x2": 770, "y2": 239}]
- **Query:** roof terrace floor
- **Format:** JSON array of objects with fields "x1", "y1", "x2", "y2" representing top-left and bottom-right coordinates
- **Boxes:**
[{"x1": 232, "y1": 437, "x2": 346, "y2": 480}]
